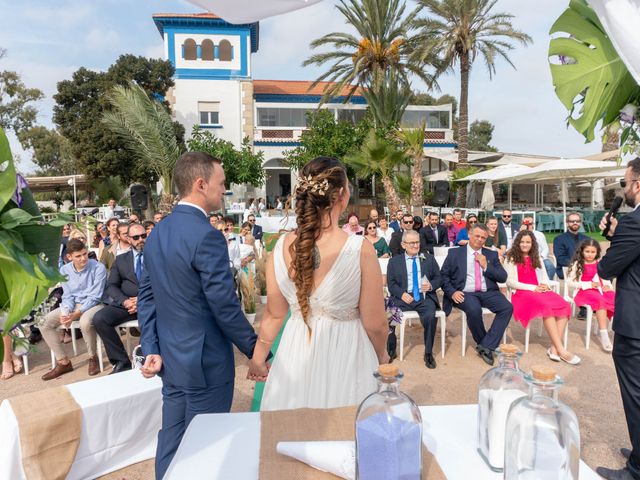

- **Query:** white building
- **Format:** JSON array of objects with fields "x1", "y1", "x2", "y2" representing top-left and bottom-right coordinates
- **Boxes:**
[{"x1": 152, "y1": 13, "x2": 456, "y2": 206}]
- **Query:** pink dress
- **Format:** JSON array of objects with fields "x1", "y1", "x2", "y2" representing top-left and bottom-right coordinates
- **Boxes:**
[
  {"x1": 512, "y1": 257, "x2": 572, "y2": 328},
  {"x1": 574, "y1": 262, "x2": 615, "y2": 318}
]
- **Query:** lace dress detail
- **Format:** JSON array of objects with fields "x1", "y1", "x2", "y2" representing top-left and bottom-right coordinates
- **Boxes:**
[{"x1": 260, "y1": 234, "x2": 379, "y2": 411}]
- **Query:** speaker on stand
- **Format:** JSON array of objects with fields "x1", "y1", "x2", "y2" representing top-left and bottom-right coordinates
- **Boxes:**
[
  {"x1": 432, "y1": 180, "x2": 450, "y2": 219},
  {"x1": 129, "y1": 184, "x2": 149, "y2": 218}
]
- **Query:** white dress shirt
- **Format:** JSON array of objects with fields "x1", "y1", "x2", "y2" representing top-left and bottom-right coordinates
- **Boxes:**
[
  {"x1": 463, "y1": 245, "x2": 487, "y2": 292},
  {"x1": 178, "y1": 201, "x2": 207, "y2": 217},
  {"x1": 378, "y1": 227, "x2": 394, "y2": 244},
  {"x1": 533, "y1": 229, "x2": 549, "y2": 260},
  {"x1": 502, "y1": 222, "x2": 514, "y2": 249},
  {"x1": 227, "y1": 235, "x2": 241, "y2": 269},
  {"x1": 404, "y1": 253, "x2": 422, "y2": 295}
]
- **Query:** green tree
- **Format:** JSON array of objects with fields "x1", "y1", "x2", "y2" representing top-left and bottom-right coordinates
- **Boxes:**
[
  {"x1": 186, "y1": 127, "x2": 265, "y2": 188},
  {"x1": 396, "y1": 124, "x2": 426, "y2": 214},
  {"x1": 17, "y1": 126, "x2": 76, "y2": 175},
  {"x1": 303, "y1": 0, "x2": 437, "y2": 104},
  {"x1": 411, "y1": 0, "x2": 531, "y2": 169},
  {"x1": 102, "y1": 82, "x2": 184, "y2": 214},
  {"x1": 53, "y1": 55, "x2": 183, "y2": 185},
  {"x1": 363, "y1": 70, "x2": 412, "y2": 128},
  {"x1": 468, "y1": 120, "x2": 498, "y2": 152}
]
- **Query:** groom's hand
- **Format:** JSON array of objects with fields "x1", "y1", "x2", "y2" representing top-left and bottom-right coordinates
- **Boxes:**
[
  {"x1": 141, "y1": 354, "x2": 162, "y2": 378},
  {"x1": 247, "y1": 358, "x2": 269, "y2": 382}
]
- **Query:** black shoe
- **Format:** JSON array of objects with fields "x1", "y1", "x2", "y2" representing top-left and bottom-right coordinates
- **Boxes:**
[
  {"x1": 109, "y1": 361, "x2": 132, "y2": 375},
  {"x1": 596, "y1": 466, "x2": 636, "y2": 480},
  {"x1": 424, "y1": 353, "x2": 437, "y2": 369},
  {"x1": 577, "y1": 306, "x2": 587, "y2": 321},
  {"x1": 475, "y1": 345, "x2": 495, "y2": 366},
  {"x1": 621, "y1": 448, "x2": 632, "y2": 460},
  {"x1": 388, "y1": 349, "x2": 397, "y2": 362},
  {"x1": 28, "y1": 331, "x2": 42, "y2": 344}
]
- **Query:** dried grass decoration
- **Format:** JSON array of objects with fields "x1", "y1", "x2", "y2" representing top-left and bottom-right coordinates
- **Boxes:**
[
  {"x1": 238, "y1": 268, "x2": 257, "y2": 314},
  {"x1": 255, "y1": 250, "x2": 269, "y2": 296}
]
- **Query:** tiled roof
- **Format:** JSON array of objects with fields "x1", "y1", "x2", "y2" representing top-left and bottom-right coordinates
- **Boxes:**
[
  {"x1": 253, "y1": 80, "x2": 363, "y2": 97},
  {"x1": 152, "y1": 13, "x2": 221, "y2": 20}
]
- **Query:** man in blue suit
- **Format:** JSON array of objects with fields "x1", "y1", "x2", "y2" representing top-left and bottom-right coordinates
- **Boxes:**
[
  {"x1": 387, "y1": 230, "x2": 442, "y2": 368},
  {"x1": 137, "y1": 151, "x2": 259, "y2": 479},
  {"x1": 552, "y1": 212, "x2": 589, "y2": 280},
  {"x1": 247, "y1": 213, "x2": 263, "y2": 242},
  {"x1": 440, "y1": 223, "x2": 512, "y2": 366}
]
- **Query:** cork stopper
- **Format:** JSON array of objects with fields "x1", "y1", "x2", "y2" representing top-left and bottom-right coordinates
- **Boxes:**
[
  {"x1": 378, "y1": 364, "x2": 400, "y2": 378},
  {"x1": 531, "y1": 365, "x2": 556, "y2": 382},
  {"x1": 499, "y1": 343, "x2": 520, "y2": 355}
]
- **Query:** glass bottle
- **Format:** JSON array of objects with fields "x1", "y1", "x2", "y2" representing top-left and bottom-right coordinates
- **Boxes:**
[
  {"x1": 477, "y1": 343, "x2": 528, "y2": 472},
  {"x1": 504, "y1": 366, "x2": 580, "y2": 480},
  {"x1": 355, "y1": 364, "x2": 422, "y2": 480}
]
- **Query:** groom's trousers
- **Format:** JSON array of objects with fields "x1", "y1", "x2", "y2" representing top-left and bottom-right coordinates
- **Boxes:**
[
  {"x1": 155, "y1": 380, "x2": 234, "y2": 479},
  {"x1": 390, "y1": 296, "x2": 438, "y2": 354}
]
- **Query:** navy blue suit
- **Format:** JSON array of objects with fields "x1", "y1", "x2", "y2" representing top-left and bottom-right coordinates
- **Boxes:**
[
  {"x1": 387, "y1": 254, "x2": 442, "y2": 354},
  {"x1": 440, "y1": 246, "x2": 512, "y2": 350},
  {"x1": 252, "y1": 224, "x2": 263, "y2": 242},
  {"x1": 138, "y1": 204, "x2": 258, "y2": 479},
  {"x1": 552, "y1": 231, "x2": 588, "y2": 279}
]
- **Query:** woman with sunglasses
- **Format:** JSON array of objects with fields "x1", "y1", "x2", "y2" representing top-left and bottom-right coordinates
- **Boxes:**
[
  {"x1": 364, "y1": 220, "x2": 391, "y2": 258},
  {"x1": 454, "y1": 214, "x2": 478, "y2": 246}
]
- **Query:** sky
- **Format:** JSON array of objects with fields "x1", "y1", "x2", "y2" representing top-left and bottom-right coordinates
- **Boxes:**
[{"x1": 0, "y1": 0, "x2": 601, "y2": 174}]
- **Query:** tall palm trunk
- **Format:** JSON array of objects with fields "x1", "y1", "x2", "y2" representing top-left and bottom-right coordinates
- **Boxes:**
[
  {"x1": 410, "y1": 152, "x2": 424, "y2": 215},
  {"x1": 456, "y1": 51, "x2": 471, "y2": 206},
  {"x1": 382, "y1": 175, "x2": 402, "y2": 215},
  {"x1": 158, "y1": 192, "x2": 175, "y2": 215}
]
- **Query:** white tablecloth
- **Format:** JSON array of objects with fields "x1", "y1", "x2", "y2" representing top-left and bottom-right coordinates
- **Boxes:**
[
  {"x1": 165, "y1": 404, "x2": 600, "y2": 479},
  {"x1": 256, "y1": 216, "x2": 297, "y2": 233},
  {"x1": 0, "y1": 370, "x2": 162, "y2": 480}
]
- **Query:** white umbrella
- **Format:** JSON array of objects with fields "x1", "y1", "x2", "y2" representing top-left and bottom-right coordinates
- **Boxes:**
[
  {"x1": 480, "y1": 181, "x2": 495, "y2": 211},
  {"x1": 455, "y1": 164, "x2": 533, "y2": 209},
  {"x1": 466, "y1": 181, "x2": 478, "y2": 208},
  {"x1": 187, "y1": 0, "x2": 325, "y2": 23}
]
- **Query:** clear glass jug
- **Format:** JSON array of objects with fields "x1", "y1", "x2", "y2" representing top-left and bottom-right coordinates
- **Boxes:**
[
  {"x1": 355, "y1": 364, "x2": 422, "y2": 480},
  {"x1": 477, "y1": 343, "x2": 528, "y2": 471},
  {"x1": 504, "y1": 365, "x2": 580, "y2": 480}
]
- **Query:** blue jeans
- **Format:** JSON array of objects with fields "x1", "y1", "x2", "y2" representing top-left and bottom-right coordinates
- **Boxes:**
[{"x1": 543, "y1": 259, "x2": 556, "y2": 281}]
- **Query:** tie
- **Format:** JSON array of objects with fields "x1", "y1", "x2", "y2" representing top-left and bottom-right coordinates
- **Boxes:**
[
  {"x1": 135, "y1": 253, "x2": 143, "y2": 281},
  {"x1": 473, "y1": 252, "x2": 481, "y2": 292},
  {"x1": 412, "y1": 257, "x2": 421, "y2": 302},
  {"x1": 433, "y1": 227, "x2": 438, "y2": 243}
]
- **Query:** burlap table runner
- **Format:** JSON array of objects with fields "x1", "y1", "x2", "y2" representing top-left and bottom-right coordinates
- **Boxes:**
[
  {"x1": 260, "y1": 406, "x2": 446, "y2": 480},
  {"x1": 8, "y1": 385, "x2": 82, "y2": 480}
]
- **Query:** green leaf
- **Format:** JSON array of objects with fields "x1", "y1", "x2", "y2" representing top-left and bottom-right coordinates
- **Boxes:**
[
  {"x1": 548, "y1": 0, "x2": 640, "y2": 142},
  {"x1": 0, "y1": 208, "x2": 34, "y2": 229},
  {"x1": 0, "y1": 128, "x2": 17, "y2": 211},
  {"x1": 16, "y1": 223, "x2": 63, "y2": 269}
]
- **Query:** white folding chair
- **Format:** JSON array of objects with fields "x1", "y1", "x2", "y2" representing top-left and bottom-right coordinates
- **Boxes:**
[
  {"x1": 562, "y1": 267, "x2": 608, "y2": 349},
  {"x1": 458, "y1": 308, "x2": 506, "y2": 356},
  {"x1": 96, "y1": 319, "x2": 139, "y2": 372},
  {"x1": 398, "y1": 310, "x2": 447, "y2": 360},
  {"x1": 50, "y1": 320, "x2": 81, "y2": 368}
]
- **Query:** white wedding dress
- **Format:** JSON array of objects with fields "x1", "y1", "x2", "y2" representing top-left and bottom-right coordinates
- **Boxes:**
[{"x1": 260, "y1": 234, "x2": 379, "y2": 411}]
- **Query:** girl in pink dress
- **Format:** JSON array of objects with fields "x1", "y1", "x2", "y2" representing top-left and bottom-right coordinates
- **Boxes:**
[
  {"x1": 505, "y1": 231, "x2": 579, "y2": 364},
  {"x1": 567, "y1": 239, "x2": 614, "y2": 352}
]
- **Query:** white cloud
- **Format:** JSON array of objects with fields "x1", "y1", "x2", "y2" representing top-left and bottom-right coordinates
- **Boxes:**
[
  {"x1": 22, "y1": 3, "x2": 94, "y2": 28},
  {"x1": 86, "y1": 28, "x2": 120, "y2": 49}
]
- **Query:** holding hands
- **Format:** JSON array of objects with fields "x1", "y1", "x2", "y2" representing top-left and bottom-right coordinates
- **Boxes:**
[{"x1": 247, "y1": 358, "x2": 270, "y2": 382}]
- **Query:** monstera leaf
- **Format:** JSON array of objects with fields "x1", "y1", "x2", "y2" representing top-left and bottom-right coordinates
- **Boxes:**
[{"x1": 549, "y1": 0, "x2": 640, "y2": 142}]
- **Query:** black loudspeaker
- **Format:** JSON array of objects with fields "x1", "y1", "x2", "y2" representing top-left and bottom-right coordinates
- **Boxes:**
[
  {"x1": 432, "y1": 180, "x2": 450, "y2": 207},
  {"x1": 130, "y1": 184, "x2": 148, "y2": 211}
]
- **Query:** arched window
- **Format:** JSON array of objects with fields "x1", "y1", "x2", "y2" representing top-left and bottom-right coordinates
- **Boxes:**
[
  {"x1": 201, "y1": 39, "x2": 214, "y2": 61},
  {"x1": 218, "y1": 39, "x2": 232, "y2": 61},
  {"x1": 183, "y1": 38, "x2": 197, "y2": 60}
]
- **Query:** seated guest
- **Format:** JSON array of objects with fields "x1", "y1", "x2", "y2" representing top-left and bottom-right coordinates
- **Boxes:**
[
  {"x1": 441, "y1": 224, "x2": 512, "y2": 365},
  {"x1": 412, "y1": 215, "x2": 424, "y2": 233},
  {"x1": 342, "y1": 212, "x2": 364, "y2": 235},
  {"x1": 567, "y1": 239, "x2": 615, "y2": 352},
  {"x1": 247, "y1": 214, "x2": 263, "y2": 242},
  {"x1": 505, "y1": 231, "x2": 579, "y2": 365},
  {"x1": 452, "y1": 208, "x2": 466, "y2": 231},
  {"x1": 420, "y1": 211, "x2": 448, "y2": 254},
  {"x1": 455, "y1": 214, "x2": 478, "y2": 246},
  {"x1": 498, "y1": 209, "x2": 519, "y2": 249},
  {"x1": 40, "y1": 239, "x2": 107, "y2": 380},
  {"x1": 153, "y1": 213, "x2": 164, "y2": 223},
  {"x1": 92, "y1": 223, "x2": 148, "y2": 374},
  {"x1": 552, "y1": 212, "x2": 588, "y2": 279},
  {"x1": 377, "y1": 217, "x2": 394, "y2": 244},
  {"x1": 389, "y1": 213, "x2": 418, "y2": 256},
  {"x1": 100, "y1": 222, "x2": 131, "y2": 272},
  {"x1": 129, "y1": 213, "x2": 140, "y2": 224},
  {"x1": 369, "y1": 208, "x2": 379, "y2": 225},
  {"x1": 485, "y1": 216, "x2": 507, "y2": 257},
  {"x1": 364, "y1": 220, "x2": 391, "y2": 258},
  {"x1": 239, "y1": 222, "x2": 253, "y2": 243},
  {"x1": 143, "y1": 220, "x2": 155, "y2": 235},
  {"x1": 224, "y1": 216, "x2": 242, "y2": 270},
  {"x1": 520, "y1": 216, "x2": 554, "y2": 280},
  {"x1": 59, "y1": 223, "x2": 71, "y2": 267},
  {"x1": 208, "y1": 214, "x2": 217, "y2": 227},
  {"x1": 387, "y1": 230, "x2": 442, "y2": 368},
  {"x1": 93, "y1": 222, "x2": 107, "y2": 249},
  {"x1": 240, "y1": 234, "x2": 257, "y2": 276},
  {"x1": 99, "y1": 218, "x2": 120, "y2": 258},
  {"x1": 389, "y1": 209, "x2": 404, "y2": 232},
  {"x1": 443, "y1": 213, "x2": 458, "y2": 246}
]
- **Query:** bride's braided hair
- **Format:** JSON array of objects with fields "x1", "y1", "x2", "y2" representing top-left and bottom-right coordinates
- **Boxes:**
[{"x1": 288, "y1": 157, "x2": 348, "y2": 334}]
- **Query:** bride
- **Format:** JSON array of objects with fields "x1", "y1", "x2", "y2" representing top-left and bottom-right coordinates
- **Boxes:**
[{"x1": 247, "y1": 156, "x2": 389, "y2": 410}]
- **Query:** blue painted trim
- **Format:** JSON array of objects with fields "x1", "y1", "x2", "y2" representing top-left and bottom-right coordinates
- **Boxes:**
[
  {"x1": 254, "y1": 93, "x2": 367, "y2": 104},
  {"x1": 254, "y1": 141, "x2": 301, "y2": 147},
  {"x1": 153, "y1": 16, "x2": 259, "y2": 52},
  {"x1": 423, "y1": 143, "x2": 457, "y2": 148},
  {"x1": 200, "y1": 124, "x2": 223, "y2": 129},
  {"x1": 167, "y1": 26, "x2": 250, "y2": 78}
]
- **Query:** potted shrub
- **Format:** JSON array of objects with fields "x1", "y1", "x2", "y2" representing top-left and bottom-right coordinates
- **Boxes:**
[
  {"x1": 255, "y1": 250, "x2": 269, "y2": 304},
  {"x1": 238, "y1": 269, "x2": 257, "y2": 324}
]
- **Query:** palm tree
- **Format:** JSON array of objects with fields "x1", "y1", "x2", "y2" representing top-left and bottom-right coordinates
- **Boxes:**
[
  {"x1": 303, "y1": 0, "x2": 437, "y2": 103},
  {"x1": 362, "y1": 70, "x2": 412, "y2": 128},
  {"x1": 396, "y1": 123, "x2": 427, "y2": 215},
  {"x1": 344, "y1": 130, "x2": 406, "y2": 214},
  {"x1": 102, "y1": 82, "x2": 183, "y2": 214},
  {"x1": 411, "y1": 0, "x2": 532, "y2": 170}
]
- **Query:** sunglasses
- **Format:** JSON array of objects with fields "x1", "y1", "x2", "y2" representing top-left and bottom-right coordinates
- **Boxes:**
[
  {"x1": 367, "y1": 226, "x2": 377, "y2": 230},
  {"x1": 129, "y1": 233, "x2": 148, "y2": 241},
  {"x1": 567, "y1": 220, "x2": 581, "y2": 224},
  {"x1": 502, "y1": 215, "x2": 512, "y2": 218},
  {"x1": 403, "y1": 220, "x2": 414, "y2": 224},
  {"x1": 620, "y1": 179, "x2": 639, "y2": 188},
  {"x1": 468, "y1": 220, "x2": 478, "y2": 224}
]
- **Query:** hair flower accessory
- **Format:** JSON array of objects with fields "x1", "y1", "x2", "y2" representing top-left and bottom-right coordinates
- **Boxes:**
[{"x1": 296, "y1": 175, "x2": 330, "y2": 195}]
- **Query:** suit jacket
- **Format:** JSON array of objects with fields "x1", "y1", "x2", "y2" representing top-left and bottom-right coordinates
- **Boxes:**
[
  {"x1": 552, "y1": 231, "x2": 589, "y2": 277},
  {"x1": 389, "y1": 230, "x2": 405, "y2": 256},
  {"x1": 440, "y1": 246, "x2": 508, "y2": 314},
  {"x1": 102, "y1": 250, "x2": 139, "y2": 308},
  {"x1": 387, "y1": 254, "x2": 442, "y2": 309},
  {"x1": 389, "y1": 220, "x2": 401, "y2": 232},
  {"x1": 498, "y1": 222, "x2": 519, "y2": 246},
  {"x1": 138, "y1": 204, "x2": 257, "y2": 389},
  {"x1": 419, "y1": 225, "x2": 448, "y2": 254},
  {"x1": 598, "y1": 207, "x2": 640, "y2": 339},
  {"x1": 252, "y1": 224, "x2": 263, "y2": 241}
]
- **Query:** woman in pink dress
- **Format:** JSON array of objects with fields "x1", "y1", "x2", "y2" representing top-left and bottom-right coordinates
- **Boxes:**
[
  {"x1": 567, "y1": 239, "x2": 614, "y2": 352},
  {"x1": 505, "y1": 231, "x2": 579, "y2": 364}
]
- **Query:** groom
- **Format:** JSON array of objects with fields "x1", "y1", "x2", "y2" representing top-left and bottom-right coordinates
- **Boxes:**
[{"x1": 137, "y1": 151, "x2": 259, "y2": 479}]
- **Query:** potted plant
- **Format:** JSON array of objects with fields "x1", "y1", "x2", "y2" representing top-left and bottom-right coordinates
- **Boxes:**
[
  {"x1": 254, "y1": 250, "x2": 269, "y2": 304},
  {"x1": 238, "y1": 269, "x2": 257, "y2": 324}
]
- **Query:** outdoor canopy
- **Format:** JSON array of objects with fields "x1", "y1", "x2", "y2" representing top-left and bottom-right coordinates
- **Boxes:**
[{"x1": 186, "y1": 0, "x2": 324, "y2": 23}]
